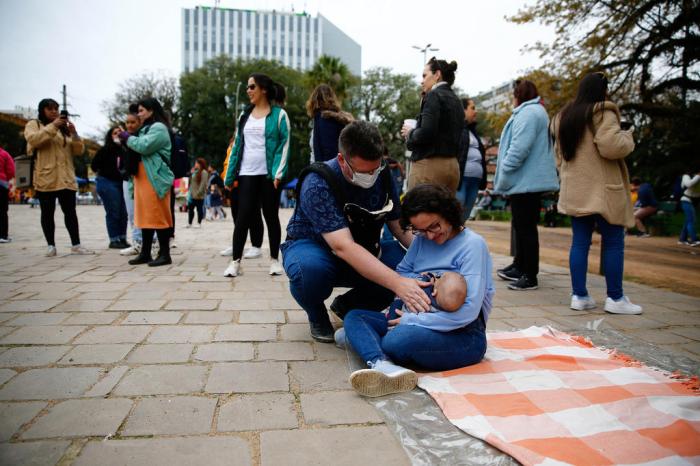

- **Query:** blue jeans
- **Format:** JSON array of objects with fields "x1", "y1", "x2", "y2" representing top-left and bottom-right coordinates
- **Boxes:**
[
  {"x1": 456, "y1": 177, "x2": 481, "y2": 221},
  {"x1": 680, "y1": 200, "x2": 697, "y2": 242},
  {"x1": 96, "y1": 176, "x2": 127, "y2": 242},
  {"x1": 343, "y1": 309, "x2": 486, "y2": 371},
  {"x1": 282, "y1": 239, "x2": 405, "y2": 329},
  {"x1": 570, "y1": 215, "x2": 624, "y2": 300}
]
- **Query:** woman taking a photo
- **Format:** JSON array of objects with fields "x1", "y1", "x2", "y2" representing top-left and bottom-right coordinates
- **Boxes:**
[
  {"x1": 493, "y1": 79, "x2": 559, "y2": 291},
  {"x1": 187, "y1": 157, "x2": 208, "y2": 228},
  {"x1": 342, "y1": 185, "x2": 495, "y2": 397},
  {"x1": 554, "y1": 72, "x2": 641, "y2": 314},
  {"x1": 401, "y1": 57, "x2": 464, "y2": 192},
  {"x1": 24, "y1": 98, "x2": 93, "y2": 256},
  {"x1": 307, "y1": 84, "x2": 353, "y2": 163},
  {"x1": 120, "y1": 97, "x2": 175, "y2": 267},
  {"x1": 92, "y1": 126, "x2": 129, "y2": 249},
  {"x1": 223, "y1": 73, "x2": 290, "y2": 277}
]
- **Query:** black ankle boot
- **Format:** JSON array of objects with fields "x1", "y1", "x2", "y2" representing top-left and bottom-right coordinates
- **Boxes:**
[
  {"x1": 148, "y1": 254, "x2": 172, "y2": 267},
  {"x1": 128, "y1": 253, "x2": 152, "y2": 265}
]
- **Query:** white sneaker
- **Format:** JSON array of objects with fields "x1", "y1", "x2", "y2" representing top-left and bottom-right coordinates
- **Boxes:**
[
  {"x1": 690, "y1": 241, "x2": 700, "y2": 247},
  {"x1": 243, "y1": 246, "x2": 262, "y2": 259},
  {"x1": 185, "y1": 224, "x2": 191, "y2": 229},
  {"x1": 46, "y1": 245, "x2": 57, "y2": 257},
  {"x1": 570, "y1": 295, "x2": 596, "y2": 311},
  {"x1": 119, "y1": 243, "x2": 141, "y2": 256},
  {"x1": 194, "y1": 224, "x2": 201, "y2": 229},
  {"x1": 350, "y1": 359, "x2": 418, "y2": 397},
  {"x1": 0, "y1": 237, "x2": 11, "y2": 243},
  {"x1": 220, "y1": 246, "x2": 233, "y2": 256},
  {"x1": 223, "y1": 259, "x2": 242, "y2": 277},
  {"x1": 269, "y1": 259, "x2": 284, "y2": 276},
  {"x1": 604, "y1": 296, "x2": 643, "y2": 315},
  {"x1": 70, "y1": 245, "x2": 94, "y2": 255}
]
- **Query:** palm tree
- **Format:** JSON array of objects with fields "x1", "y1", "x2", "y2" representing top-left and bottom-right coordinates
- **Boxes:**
[{"x1": 305, "y1": 55, "x2": 358, "y2": 103}]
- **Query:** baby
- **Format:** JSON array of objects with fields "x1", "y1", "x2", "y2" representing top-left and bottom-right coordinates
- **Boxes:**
[{"x1": 387, "y1": 271, "x2": 467, "y2": 322}]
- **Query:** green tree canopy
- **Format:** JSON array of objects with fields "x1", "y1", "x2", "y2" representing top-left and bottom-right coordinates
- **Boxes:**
[{"x1": 304, "y1": 55, "x2": 359, "y2": 103}]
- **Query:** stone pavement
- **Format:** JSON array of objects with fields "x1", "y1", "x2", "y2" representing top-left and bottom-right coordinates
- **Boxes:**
[{"x1": 0, "y1": 205, "x2": 698, "y2": 466}]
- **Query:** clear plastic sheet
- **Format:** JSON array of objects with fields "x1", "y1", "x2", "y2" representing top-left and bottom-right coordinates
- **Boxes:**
[{"x1": 345, "y1": 326, "x2": 699, "y2": 466}]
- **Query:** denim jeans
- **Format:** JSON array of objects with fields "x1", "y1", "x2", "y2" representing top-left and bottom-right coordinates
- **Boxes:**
[
  {"x1": 123, "y1": 181, "x2": 141, "y2": 243},
  {"x1": 570, "y1": 215, "x2": 625, "y2": 300},
  {"x1": 680, "y1": 200, "x2": 698, "y2": 242},
  {"x1": 96, "y1": 176, "x2": 128, "y2": 242},
  {"x1": 282, "y1": 238, "x2": 405, "y2": 329},
  {"x1": 456, "y1": 177, "x2": 481, "y2": 222},
  {"x1": 343, "y1": 309, "x2": 486, "y2": 371}
]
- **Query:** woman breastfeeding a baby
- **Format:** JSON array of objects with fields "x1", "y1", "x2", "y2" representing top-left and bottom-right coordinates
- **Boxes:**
[{"x1": 340, "y1": 184, "x2": 495, "y2": 397}]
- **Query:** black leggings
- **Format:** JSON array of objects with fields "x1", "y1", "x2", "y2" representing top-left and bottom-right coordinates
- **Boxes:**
[
  {"x1": 0, "y1": 186, "x2": 8, "y2": 239},
  {"x1": 229, "y1": 185, "x2": 263, "y2": 248},
  {"x1": 188, "y1": 199, "x2": 204, "y2": 224},
  {"x1": 510, "y1": 192, "x2": 542, "y2": 278},
  {"x1": 142, "y1": 227, "x2": 170, "y2": 258},
  {"x1": 37, "y1": 189, "x2": 80, "y2": 246},
  {"x1": 232, "y1": 175, "x2": 280, "y2": 260}
]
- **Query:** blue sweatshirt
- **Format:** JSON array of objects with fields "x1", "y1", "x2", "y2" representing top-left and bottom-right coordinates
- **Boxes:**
[{"x1": 396, "y1": 228, "x2": 495, "y2": 331}]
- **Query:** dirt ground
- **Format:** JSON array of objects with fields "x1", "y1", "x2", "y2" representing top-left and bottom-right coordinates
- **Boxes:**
[{"x1": 469, "y1": 221, "x2": 700, "y2": 297}]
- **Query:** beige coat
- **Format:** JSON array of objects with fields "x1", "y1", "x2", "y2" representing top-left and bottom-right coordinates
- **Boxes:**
[
  {"x1": 553, "y1": 102, "x2": 635, "y2": 228},
  {"x1": 24, "y1": 120, "x2": 84, "y2": 192}
]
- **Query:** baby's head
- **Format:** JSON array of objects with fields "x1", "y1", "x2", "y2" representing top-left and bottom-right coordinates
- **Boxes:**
[{"x1": 433, "y1": 272, "x2": 467, "y2": 312}]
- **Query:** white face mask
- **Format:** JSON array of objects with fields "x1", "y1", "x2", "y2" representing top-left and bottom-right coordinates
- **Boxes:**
[
  {"x1": 113, "y1": 137, "x2": 121, "y2": 145},
  {"x1": 343, "y1": 157, "x2": 383, "y2": 189}
]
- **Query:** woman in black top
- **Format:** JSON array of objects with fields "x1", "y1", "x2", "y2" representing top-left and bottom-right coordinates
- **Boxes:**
[
  {"x1": 402, "y1": 57, "x2": 464, "y2": 193},
  {"x1": 91, "y1": 126, "x2": 129, "y2": 249}
]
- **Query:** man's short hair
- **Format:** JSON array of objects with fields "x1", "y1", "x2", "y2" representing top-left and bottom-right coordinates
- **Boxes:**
[{"x1": 338, "y1": 121, "x2": 384, "y2": 161}]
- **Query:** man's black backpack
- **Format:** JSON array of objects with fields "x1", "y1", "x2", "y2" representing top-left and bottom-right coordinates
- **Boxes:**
[{"x1": 295, "y1": 162, "x2": 394, "y2": 257}]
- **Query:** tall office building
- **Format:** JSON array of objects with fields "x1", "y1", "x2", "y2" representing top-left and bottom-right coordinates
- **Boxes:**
[{"x1": 181, "y1": 7, "x2": 361, "y2": 75}]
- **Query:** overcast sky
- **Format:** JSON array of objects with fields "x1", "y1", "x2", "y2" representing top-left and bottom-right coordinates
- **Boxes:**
[{"x1": 0, "y1": 0, "x2": 553, "y2": 139}]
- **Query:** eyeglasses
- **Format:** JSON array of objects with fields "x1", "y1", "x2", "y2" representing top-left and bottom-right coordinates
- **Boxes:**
[
  {"x1": 247, "y1": 84, "x2": 256, "y2": 90},
  {"x1": 343, "y1": 155, "x2": 386, "y2": 176},
  {"x1": 409, "y1": 221, "x2": 442, "y2": 237}
]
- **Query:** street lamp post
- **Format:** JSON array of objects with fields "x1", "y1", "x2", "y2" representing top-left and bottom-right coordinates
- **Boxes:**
[{"x1": 412, "y1": 43, "x2": 440, "y2": 66}]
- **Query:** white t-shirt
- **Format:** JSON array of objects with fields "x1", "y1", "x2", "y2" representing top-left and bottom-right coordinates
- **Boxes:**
[{"x1": 239, "y1": 115, "x2": 268, "y2": 176}]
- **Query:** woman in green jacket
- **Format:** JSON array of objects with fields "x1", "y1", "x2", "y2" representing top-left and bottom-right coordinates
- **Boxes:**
[
  {"x1": 119, "y1": 97, "x2": 175, "y2": 267},
  {"x1": 223, "y1": 73, "x2": 290, "y2": 277}
]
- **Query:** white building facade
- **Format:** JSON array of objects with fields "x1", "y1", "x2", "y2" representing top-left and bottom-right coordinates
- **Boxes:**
[{"x1": 181, "y1": 7, "x2": 361, "y2": 75}]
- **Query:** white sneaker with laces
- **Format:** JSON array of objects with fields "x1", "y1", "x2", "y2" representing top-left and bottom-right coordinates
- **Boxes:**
[
  {"x1": 570, "y1": 295, "x2": 596, "y2": 311},
  {"x1": 690, "y1": 241, "x2": 700, "y2": 247},
  {"x1": 0, "y1": 237, "x2": 11, "y2": 243},
  {"x1": 223, "y1": 259, "x2": 242, "y2": 277},
  {"x1": 269, "y1": 259, "x2": 284, "y2": 276},
  {"x1": 243, "y1": 246, "x2": 262, "y2": 259},
  {"x1": 70, "y1": 245, "x2": 94, "y2": 255},
  {"x1": 119, "y1": 243, "x2": 141, "y2": 256},
  {"x1": 350, "y1": 359, "x2": 418, "y2": 397},
  {"x1": 46, "y1": 245, "x2": 57, "y2": 257},
  {"x1": 604, "y1": 296, "x2": 642, "y2": 315},
  {"x1": 220, "y1": 246, "x2": 233, "y2": 256}
]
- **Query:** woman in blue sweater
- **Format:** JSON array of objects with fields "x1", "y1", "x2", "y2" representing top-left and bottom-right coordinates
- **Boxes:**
[{"x1": 342, "y1": 185, "x2": 495, "y2": 397}]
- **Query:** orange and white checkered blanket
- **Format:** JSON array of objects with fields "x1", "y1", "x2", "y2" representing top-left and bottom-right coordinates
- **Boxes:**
[{"x1": 418, "y1": 326, "x2": 700, "y2": 466}]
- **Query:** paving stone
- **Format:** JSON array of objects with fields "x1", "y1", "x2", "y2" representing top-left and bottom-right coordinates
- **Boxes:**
[
  {"x1": 123, "y1": 396, "x2": 217, "y2": 436},
  {"x1": 7, "y1": 313, "x2": 70, "y2": 326},
  {"x1": 193, "y1": 343, "x2": 253, "y2": 362},
  {"x1": 108, "y1": 300, "x2": 166, "y2": 311},
  {"x1": 0, "y1": 300, "x2": 64, "y2": 313},
  {"x1": 74, "y1": 282, "x2": 130, "y2": 292},
  {"x1": 184, "y1": 311, "x2": 235, "y2": 324},
  {"x1": 290, "y1": 361, "x2": 351, "y2": 391},
  {"x1": 0, "y1": 325, "x2": 86, "y2": 344},
  {"x1": 217, "y1": 393, "x2": 297, "y2": 431},
  {"x1": 123, "y1": 311, "x2": 183, "y2": 325},
  {"x1": 0, "y1": 440, "x2": 71, "y2": 466},
  {"x1": 258, "y1": 342, "x2": 314, "y2": 361},
  {"x1": 58, "y1": 344, "x2": 134, "y2": 365},
  {"x1": 165, "y1": 300, "x2": 219, "y2": 311},
  {"x1": 0, "y1": 368, "x2": 16, "y2": 384},
  {"x1": 286, "y1": 310, "x2": 309, "y2": 323},
  {"x1": 206, "y1": 362, "x2": 288, "y2": 393},
  {"x1": 23, "y1": 398, "x2": 132, "y2": 439},
  {"x1": 0, "y1": 327, "x2": 14, "y2": 339},
  {"x1": 627, "y1": 329, "x2": 693, "y2": 345},
  {"x1": 0, "y1": 346, "x2": 71, "y2": 367},
  {"x1": 62, "y1": 312, "x2": 121, "y2": 325},
  {"x1": 114, "y1": 365, "x2": 207, "y2": 396},
  {"x1": 74, "y1": 437, "x2": 251, "y2": 466},
  {"x1": 85, "y1": 366, "x2": 129, "y2": 397},
  {"x1": 219, "y1": 299, "x2": 270, "y2": 311},
  {"x1": 301, "y1": 391, "x2": 384, "y2": 425},
  {"x1": 0, "y1": 367, "x2": 103, "y2": 400},
  {"x1": 260, "y1": 426, "x2": 409, "y2": 466},
  {"x1": 120, "y1": 291, "x2": 166, "y2": 300},
  {"x1": 280, "y1": 323, "x2": 315, "y2": 341},
  {"x1": 215, "y1": 324, "x2": 277, "y2": 342},
  {"x1": 168, "y1": 291, "x2": 207, "y2": 300},
  {"x1": 0, "y1": 401, "x2": 46, "y2": 441},
  {"x1": 54, "y1": 299, "x2": 114, "y2": 312},
  {"x1": 668, "y1": 326, "x2": 700, "y2": 341},
  {"x1": 147, "y1": 325, "x2": 215, "y2": 343},
  {"x1": 75, "y1": 325, "x2": 151, "y2": 344},
  {"x1": 127, "y1": 344, "x2": 193, "y2": 363},
  {"x1": 238, "y1": 310, "x2": 285, "y2": 324}
]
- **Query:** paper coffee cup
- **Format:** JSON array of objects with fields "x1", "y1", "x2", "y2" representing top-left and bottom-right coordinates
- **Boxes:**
[{"x1": 403, "y1": 119, "x2": 417, "y2": 130}]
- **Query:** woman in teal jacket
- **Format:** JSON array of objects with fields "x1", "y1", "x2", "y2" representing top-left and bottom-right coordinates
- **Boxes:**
[
  {"x1": 493, "y1": 80, "x2": 559, "y2": 290},
  {"x1": 223, "y1": 73, "x2": 290, "y2": 278},
  {"x1": 120, "y1": 97, "x2": 175, "y2": 267}
]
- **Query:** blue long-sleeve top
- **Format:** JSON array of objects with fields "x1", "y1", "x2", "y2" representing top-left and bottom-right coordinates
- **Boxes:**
[{"x1": 396, "y1": 228, "x2": 495, "y2": 331}]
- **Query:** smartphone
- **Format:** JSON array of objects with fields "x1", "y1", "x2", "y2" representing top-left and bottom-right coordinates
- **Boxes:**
[
  {"x1": 60, "y1": 110, "x2": 69, "y2": 120},
  {"x1": 620, "y1": 121, "x2": 632, "y2": 130}
]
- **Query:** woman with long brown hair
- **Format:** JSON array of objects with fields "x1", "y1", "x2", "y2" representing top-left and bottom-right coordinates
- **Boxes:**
[
  {"x1": 187, "y1": 157, "x2": 208, "y2": 228},
  {"x1": 306, "y1": 84, "x2": 353, "y2": 163}
]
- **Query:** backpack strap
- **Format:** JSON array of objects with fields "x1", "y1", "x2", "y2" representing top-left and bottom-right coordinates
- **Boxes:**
[{"x1": 296, "y1": 162, "x2": 346, "y2": 210}]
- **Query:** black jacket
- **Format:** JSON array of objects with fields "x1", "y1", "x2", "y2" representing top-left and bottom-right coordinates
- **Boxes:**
[
  {"x1": 457, "y1": 122, "x2": 487, "y2": 190},
  {"x1": 407, "y1": 83, "x2": 464, "y2": 161},
  {"x1": 91, "y1": 144, "x2": 124, "y2": 182}
]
